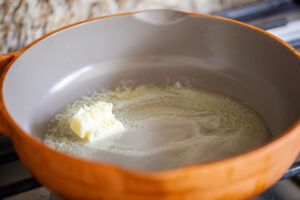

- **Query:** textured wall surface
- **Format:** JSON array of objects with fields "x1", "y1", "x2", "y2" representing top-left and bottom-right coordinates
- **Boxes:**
[{"x1": 0, "y1": 0, "x2": 261, "y2": 53}]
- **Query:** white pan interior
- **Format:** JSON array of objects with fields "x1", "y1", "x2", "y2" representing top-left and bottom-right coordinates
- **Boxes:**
[{"x1": 3, "y1": 10, "x2": 300, "y2": 170}]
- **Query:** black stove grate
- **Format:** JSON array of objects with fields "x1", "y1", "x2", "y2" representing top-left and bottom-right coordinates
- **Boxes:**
[
  {"x1": 0, "y1": 178, "x2": 41, "y2": 199},
  {"x1": 216, "y1": 0, "x2": 299, "y2": 25}
]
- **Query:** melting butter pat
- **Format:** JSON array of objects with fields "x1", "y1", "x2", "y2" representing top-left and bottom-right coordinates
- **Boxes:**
[{"x1": 69, "y1": 101, "x2": 125, "y2": 142}]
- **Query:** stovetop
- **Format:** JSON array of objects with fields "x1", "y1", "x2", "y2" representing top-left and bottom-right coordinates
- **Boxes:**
[{"x1": 1, "y1": 0, "x2": 300, "y2": 199}]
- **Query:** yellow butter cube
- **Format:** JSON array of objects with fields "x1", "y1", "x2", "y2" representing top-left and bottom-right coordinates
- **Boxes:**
[{"x1": 69, "y1": 101, "x2": 124, "y2": 142}]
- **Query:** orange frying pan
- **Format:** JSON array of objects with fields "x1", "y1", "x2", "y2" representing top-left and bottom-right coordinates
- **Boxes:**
[{"x1": 0, "y1": 10, "x2": 299, "y2": 199}]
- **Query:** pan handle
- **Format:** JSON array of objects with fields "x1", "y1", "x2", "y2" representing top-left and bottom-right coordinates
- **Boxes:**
[
  {"x1": 0, "y1": 52, "x2": 18, "y2": 70},
  {"x1": 0, "y1": 51, "x2": 21, "y2": 137}
]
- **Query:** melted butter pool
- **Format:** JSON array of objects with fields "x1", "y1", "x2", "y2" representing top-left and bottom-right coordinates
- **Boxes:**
[{"x1": 45, "y1": 84, "x2": 272, "y2": 171}]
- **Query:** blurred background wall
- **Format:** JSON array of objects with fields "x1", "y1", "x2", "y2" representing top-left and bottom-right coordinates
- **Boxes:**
[{"x1": 0, "y1": 0, "x2": 261, "y2": 54}]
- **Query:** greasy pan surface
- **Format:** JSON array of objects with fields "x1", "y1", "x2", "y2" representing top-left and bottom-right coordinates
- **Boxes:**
[{"x1": 0, "y1": 10, "x2": 299, "y2": 199}]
